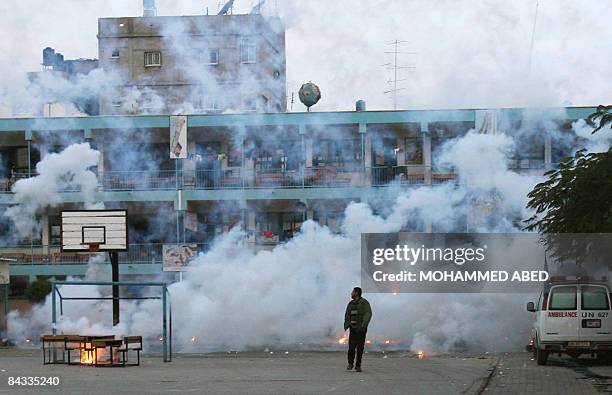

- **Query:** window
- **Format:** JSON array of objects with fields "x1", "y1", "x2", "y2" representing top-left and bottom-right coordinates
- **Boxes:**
[
  {"x1": 50, "y1": 216, "x2": 61, "y2": 246},
  {"x1": 201, "y1": 49, "x2": 219, "y2": 65},
  {"x1": 313, "y1": 139, "x2": 362, "y2": 167},
  {"x1": 548, "y1": 286, "x2": 577, "y2": 310},
  {"x1": 228, "y1": 140, "x2": 242, "y2": 167},
  {"x1": 509, "y1": 135, "x2": 545, "y2": 169},
  {"x1": 405, "y1": 137, "x2": 423, "y2": 165},
  {"x1": 140, "y1": 93, "x2": 154, "y2": 110},
  {"x1": 253, "y1": 140, "x2": 299, "y2": 171},
  {"x1": 111, "y1": 48, "x2": 120, "y2": 58},
  {"x1": 256, "y1": 212, "x2": 303, "y2": 244},
  {"x1": 372, "y1": 137, "x2": 397, "y2": 167},
  {"x1": 144, "y1": 51, "x2": 162, "y2": 67},
  {"x1": 243, "y1": 97, "x2": 257, "y2": 112},
  {"x1": 194, "y1": 95, "x2": 222, "y2": 112},
  {"x1": 240, "y1": 37, "x2": 257, "y2": 63},
  {"x1": 582, "y1": 286, "x2": 609, "y2": 310},
  {"x1": 313, "y1": 211, "x2": 342, "y2": 234}
]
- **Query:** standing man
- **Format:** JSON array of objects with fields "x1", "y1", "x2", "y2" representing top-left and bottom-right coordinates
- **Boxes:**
[{"x1": 344, "y1": 287, "x2": 372, "y2": 372}]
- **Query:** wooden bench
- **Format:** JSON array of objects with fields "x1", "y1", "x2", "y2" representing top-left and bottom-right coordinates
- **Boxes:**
[
  {"x1": 64, "y1": 335, "x2": 87, "y2": 365},
  {"x1": 41, "y1": 335, "x2": 71, "y2": 364},
  {"x1": 91, "y1": 339, "x2": 125, "y2": 367},
  {"x1": 120, "y1": 336, "x2": 143, "y2": 366},
  {"x1": 80, "y1": 335, "x2": 116, "y2": 366}
]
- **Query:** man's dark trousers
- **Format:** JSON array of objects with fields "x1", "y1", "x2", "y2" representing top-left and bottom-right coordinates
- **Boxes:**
[{"x1": 347, "y1": 328, "x2": 367, "y2": 367}]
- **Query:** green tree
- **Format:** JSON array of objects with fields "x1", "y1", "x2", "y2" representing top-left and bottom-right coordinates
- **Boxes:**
[
  {"x1": 25, "y1": 278, "x2": 52, "y2": 303},
  {"x1": 524, "y1": 105, "x2": 612, "y2": 264}
]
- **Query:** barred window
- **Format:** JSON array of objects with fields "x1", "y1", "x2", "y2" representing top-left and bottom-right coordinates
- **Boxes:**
[
  {"x1": 240, "y1": 38, "x2": 257, "y2": 63},
  {"x1": 202, "y1": 49, "x2": 219, "y2": 65},
  {"x1": 144, "y1": 51, "x2": 162, "y2": 67}
]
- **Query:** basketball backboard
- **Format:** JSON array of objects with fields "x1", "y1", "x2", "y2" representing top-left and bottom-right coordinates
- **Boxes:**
[{"x1": 61, "y1": 210, "x2": 128, "y2": 252}]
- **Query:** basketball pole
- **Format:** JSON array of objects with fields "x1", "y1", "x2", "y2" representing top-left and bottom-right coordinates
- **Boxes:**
[{"x1": 110, "y1": 252, "x2": 120, "y2": 326}]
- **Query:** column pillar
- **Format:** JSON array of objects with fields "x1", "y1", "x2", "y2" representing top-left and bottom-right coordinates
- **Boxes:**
[
  {"x1": 421, "y1": 122, "x2": 432, "y2": 185},
  {"x1": 544, "y1": 135, "x2": 552, "y2": 171},
  {"x1": 361, "y1": 122, "x2": 370, "y2": 185},
  {"x1": 396, "y1": 136, "x2": 405, "y2": 166},
  {"x1": 25, "y1": 130, "x2": 32, "y2": 177},
  {"x1": 41, "y1": 215, "x2": 50, "y2": 255}
]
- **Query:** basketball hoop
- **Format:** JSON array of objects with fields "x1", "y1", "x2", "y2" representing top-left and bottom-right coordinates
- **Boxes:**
[{"x1": 60, "y1": 210, "x2": 127, "y2": 252}]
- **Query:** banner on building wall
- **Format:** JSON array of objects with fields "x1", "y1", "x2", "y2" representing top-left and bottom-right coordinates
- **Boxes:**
[
  {"x1": 162, "y1": 243, "x2": 197, "y2": 272},
  {"x1": 0, "y1": 263, "x2": 8, "y2": 285},
  {"x1": 170, "y1": 115, "x2": 188, "y2": 159},
  {"x1": 476, "y1": 110, "x2": 498, "y2": 135}
]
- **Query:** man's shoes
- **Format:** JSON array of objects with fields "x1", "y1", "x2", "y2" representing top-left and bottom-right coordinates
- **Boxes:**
[
  {"x1": 347, "y1": 363, "x2": 353, "y2": 370},
  {"x1": 355, "y1": 366, "x2": 362, "y2": 372}
]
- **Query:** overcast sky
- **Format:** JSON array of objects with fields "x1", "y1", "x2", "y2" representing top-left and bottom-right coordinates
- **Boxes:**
[{"x1": 0, "y1": 0, "x2": 610, "y2": 111}]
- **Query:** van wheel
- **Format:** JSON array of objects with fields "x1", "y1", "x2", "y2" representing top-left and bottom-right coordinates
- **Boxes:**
[
  {"x1": 536, "y1": 347, "x2": 548, "y2": 365},
  {"x1": 597, "y1": 352, "x2": 612, "y2": 364}
]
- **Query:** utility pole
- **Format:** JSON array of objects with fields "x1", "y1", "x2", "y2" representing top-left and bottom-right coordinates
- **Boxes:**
[
  {"x1": 109, "y1": 251, "x2": 119, "y2": 325},
  {"x1": 383, "y1": 40, "x2": 415, "y2": 110}
]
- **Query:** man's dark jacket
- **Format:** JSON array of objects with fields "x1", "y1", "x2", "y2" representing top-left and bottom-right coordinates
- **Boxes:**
[{"x1": 344, "y1": 297, "x2": 372, "y2": 332}]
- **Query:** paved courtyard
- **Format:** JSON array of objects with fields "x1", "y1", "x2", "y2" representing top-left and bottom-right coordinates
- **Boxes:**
[{"x1": 1, "y1": 348, "x2": 612, "y2": 394}]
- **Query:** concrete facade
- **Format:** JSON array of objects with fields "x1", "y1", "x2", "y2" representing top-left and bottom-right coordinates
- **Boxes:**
[
  {"x1": 97, "y1": 14, "x2": 286, "y2": 115},
  {"x1": 0, "y1": 107, "x2": 594, "y2": 287}
]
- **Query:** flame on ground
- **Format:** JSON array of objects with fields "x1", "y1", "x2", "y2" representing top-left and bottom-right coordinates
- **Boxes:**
[
  {"x1": 417, "y1": 350, "x2": 425, "y2": 360},
  {"x1": 80, "y1": 352, "x2": 95, "y2": 365},
  {"x1": 338, "y1": 336, "x2": 348, "y2": 345}
]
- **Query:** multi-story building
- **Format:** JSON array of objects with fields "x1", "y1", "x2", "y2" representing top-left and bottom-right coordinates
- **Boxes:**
[
  {"x1": 0, "y1": 106, "x2": 594, "y2": 296},
  {"x1": 97, "y1": 13, "x2": 286, "y2": 115}
]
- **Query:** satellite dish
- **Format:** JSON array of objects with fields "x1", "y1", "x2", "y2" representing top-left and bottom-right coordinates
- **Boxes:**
[
  {"x1": 218, "y1": 0, "x2": 235, "y2": 15},
  {"x1": 298, "y1": 82, "x2": 321, "y2": 112}
]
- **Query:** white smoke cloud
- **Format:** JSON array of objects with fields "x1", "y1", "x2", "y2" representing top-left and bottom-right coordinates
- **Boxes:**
[
  {"x1": 4, "y1": 143, "x2": 100, "y2": 238},
  {"x1": 8, "y1": 124, "x2": 544, "y2": 354},
  {"x1": 571, "y1": 119, "x2": 612, "y2": 154},
  {"x1": 1, "y1": 0, "x2": 611, "y2": 115}
]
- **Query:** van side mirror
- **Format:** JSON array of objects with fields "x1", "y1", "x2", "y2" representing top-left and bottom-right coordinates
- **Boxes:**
[{"x1": 526, "y1": 302, "x2": 536, "y2": 312}]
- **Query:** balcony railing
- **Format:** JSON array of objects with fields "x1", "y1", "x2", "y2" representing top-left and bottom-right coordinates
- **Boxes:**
[
  {"x1": 371, "y1": 166, "x2": 428, "y2": 186},
  {"x1": 2, "y1": 243, "x2": 210, "y2": 265},
  {"x1": 102, "y1": 170, "x2": 180, "y2": 191},
  {"x1": 0, "y1": 165, "x2": 469, "y2": 193},
  {"x1": 508, "y1": 159, "x2": 546, "y2": 170}
]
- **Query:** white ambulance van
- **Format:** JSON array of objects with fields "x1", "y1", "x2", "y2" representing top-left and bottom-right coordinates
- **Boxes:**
[{"x1": 527, "y1": 276, "x2": 612, "y2": 365}]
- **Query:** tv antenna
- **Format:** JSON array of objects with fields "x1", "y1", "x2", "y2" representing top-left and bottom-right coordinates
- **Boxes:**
[
  {"x1": 250, "y1": 0, "x2": 266, "y2": 14},
  {"x1": 383, "y1": 40, "x2": 416, "y2": 110},
  {"x1": 528, "y1": 0, "x2": 539, "y2": 71}
]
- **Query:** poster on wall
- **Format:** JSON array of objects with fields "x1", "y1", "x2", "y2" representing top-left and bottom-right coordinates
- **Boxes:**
[
  {"x1": 162, "y1": 244, "x2": 197, "y2": 272},
  {"x1": 170, "y1": 115, "x2": 188, "y2": 159}
]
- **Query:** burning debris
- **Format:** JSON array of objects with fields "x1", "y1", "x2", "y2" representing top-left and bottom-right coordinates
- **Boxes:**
[{"x1": 40, "y1": 334, "x2": 143, "y2": 367}]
